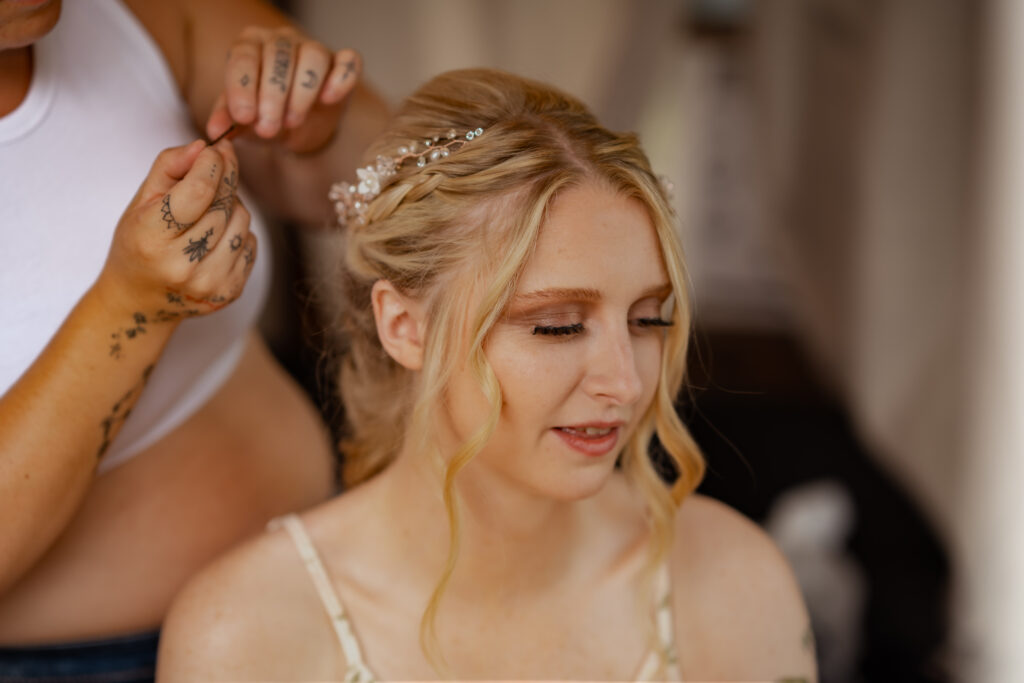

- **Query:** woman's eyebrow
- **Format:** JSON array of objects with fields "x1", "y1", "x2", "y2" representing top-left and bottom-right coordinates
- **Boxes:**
[
  {"x1": 512, "y1": 283, "x2": 672, "y2": 305},
  {"x1": 514, "y1": 287, "x2": 603, "y2": 304}
]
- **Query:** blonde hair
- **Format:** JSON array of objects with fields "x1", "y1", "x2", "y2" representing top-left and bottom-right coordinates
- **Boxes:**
[{"x1": 329, "y1": 68, "x2": 704, "y2": 672}]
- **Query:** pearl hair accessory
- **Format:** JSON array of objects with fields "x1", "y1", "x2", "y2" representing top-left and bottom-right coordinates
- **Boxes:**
[{"x1": 329, "y1": 126, "x2": 485, "y2": 228}]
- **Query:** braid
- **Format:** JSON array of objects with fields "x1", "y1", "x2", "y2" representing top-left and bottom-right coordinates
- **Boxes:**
[{"x1": 363, "y1": 171, "x2": 447, "y2": 225}]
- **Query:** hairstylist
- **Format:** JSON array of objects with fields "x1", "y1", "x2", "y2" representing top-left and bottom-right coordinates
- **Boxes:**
[{"x1": 0, "y1": 0, "x2": 386, "y2": 677}]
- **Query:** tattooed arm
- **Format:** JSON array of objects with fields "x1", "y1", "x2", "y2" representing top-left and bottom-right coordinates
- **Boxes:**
[
  {"x1": 0, "y1": 140, "x2": 256, "y2": 594},
  {"x1": 135, "y1": 0, "x2": 390, "y2": 226}
]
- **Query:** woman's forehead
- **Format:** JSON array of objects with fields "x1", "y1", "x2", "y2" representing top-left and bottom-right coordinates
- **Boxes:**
[{"x1": 514, "y1": 183, "x2": 669, "y2": 295}]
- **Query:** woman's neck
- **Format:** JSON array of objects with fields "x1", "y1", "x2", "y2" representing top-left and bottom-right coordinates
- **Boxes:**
[
  {"x1": 380, "y1": 447, "x2": 588, "y2": 601},
  {"x1": 0, "y1": 46, "x2": 32, "y2": 117}
]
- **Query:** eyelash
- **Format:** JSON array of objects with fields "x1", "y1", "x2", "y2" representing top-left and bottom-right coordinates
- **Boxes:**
[{"x1": 531, "y1": 318, "x2": 673, "y2": 336}]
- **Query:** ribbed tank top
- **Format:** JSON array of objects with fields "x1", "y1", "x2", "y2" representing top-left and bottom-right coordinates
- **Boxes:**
[{"x1": 0, "y1": 0, "x2": 271, "y2": 472}]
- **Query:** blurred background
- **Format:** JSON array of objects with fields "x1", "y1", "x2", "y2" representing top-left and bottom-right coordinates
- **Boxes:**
[{"x1": 256, "y1": 1, "x2": 1024, "y2": 681}]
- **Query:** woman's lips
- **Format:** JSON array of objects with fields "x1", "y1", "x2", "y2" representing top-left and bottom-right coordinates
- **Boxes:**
[{"x1": 553, "y1": 425, "x2": 621, "y2": 457}]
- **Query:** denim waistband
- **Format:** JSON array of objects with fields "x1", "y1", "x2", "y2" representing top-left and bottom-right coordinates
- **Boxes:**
[{"x1": 0, "y1": 629, "x2": 159, "y2": 683}]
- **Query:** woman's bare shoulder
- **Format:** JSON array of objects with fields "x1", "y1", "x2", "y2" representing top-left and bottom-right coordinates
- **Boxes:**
[
  {"x1": 670, "y1": 493, "x2": 818, "y2": 682},
  {"x1": 156, "y1": 513, "x2": 342, "y2": 682}
]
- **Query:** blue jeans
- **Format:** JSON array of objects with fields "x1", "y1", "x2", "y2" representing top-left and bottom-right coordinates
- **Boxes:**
[{"x1": 0, "y1": 630, "x2": 159, "y2": 682}]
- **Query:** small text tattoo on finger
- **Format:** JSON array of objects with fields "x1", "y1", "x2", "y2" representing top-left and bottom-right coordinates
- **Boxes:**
[
  {"x1": 183, "y1": 228, "x2": 215, "y2": 262},
  {"x1": 160, "y1": 194, "x2": 194, "y2": 233},
  {"x1": 269, "y1": 38, "x2": 291, "y2": 92},
  {"x1": 302, "y1": 69, "x2": 317, "y2": 89},
  {"x1": 341, "y1": 60, "x2": 355, "y2": 81}
]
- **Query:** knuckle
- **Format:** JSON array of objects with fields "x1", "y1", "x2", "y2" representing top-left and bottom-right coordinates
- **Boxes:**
[
  {"x1": 179, "y1": 177, "x2": 218, "y2": 208},
  {"x1": 239, "y1": 26, "x2": 267, "y2": 42},
  {"x1": 232, "y1": 200, "x2": 251, "y2": 223},
  {"x1": 165, "y1": 261, "x2": 192, "y2": 288}
]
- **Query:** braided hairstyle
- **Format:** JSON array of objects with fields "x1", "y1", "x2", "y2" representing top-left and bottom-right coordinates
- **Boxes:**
[{"x1": 327, "y1": 68, "x2": 704, "y2": 671}]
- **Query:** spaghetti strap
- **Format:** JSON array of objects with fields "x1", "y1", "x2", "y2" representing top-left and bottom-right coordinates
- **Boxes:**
[
  {"x1": 634, "y1": 560, "x2": 683, "y2": 681},
  {"x1": 269, "y1": 514, "x2": 378, "y2": 683}
]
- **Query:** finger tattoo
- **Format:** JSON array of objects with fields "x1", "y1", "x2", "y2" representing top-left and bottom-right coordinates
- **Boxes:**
[
  {"x1": 207, "y1": 170, "x2": 237, "y2": 221},
  {"x1": 341, "y1": 60, "x2": 355, "y2": 80},
  {"x1": 302, "y1": 69, "x2": 318, "y2": 89},
  {"x1": 240, "y1": 73, "x2": 251, "y2": 87},
  {"x1": 183, "y1": 228, "x2": 214, "y2": 262},
  {"x1": 269, "y1": 38, "x2": 291, "y2": 92},
  {"x1": 243, "y1": 243, "x2": 255, "y2": 267},
  {"x1": 230, "y1": 234, "x2": 243, "y2": 251},
  {"x1": 160, "y1": 194, "x2": 194, "y2": 233}
]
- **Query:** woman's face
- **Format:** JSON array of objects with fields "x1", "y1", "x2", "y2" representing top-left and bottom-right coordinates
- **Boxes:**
[{"x1": 442, "y1": 181, "x2": 673, "y2": 502}]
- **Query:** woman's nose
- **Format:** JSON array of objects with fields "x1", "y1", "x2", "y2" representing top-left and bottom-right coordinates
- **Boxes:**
[{"x1": 581, "y1": 329, "x2": 644, "y2": 406}]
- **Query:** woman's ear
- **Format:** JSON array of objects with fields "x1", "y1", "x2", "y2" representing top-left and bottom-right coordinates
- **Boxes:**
[{"x1": 371, "y1": 280, "x2": 425, "y2": 370}]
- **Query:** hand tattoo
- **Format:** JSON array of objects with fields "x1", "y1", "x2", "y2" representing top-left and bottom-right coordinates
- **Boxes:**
[
  {"x1": 229, "y1": 234, "x2": 243, "y2": 251},
  {"x1": 240, "y1": 73, "x2": 251, "y2": 87},
  {"x1": 302, "y1": 69, "x2": 318, "y2": 89},
  {"x1": 207, "y1": 169, "x2": 237, "y2": 222},
  {"x1": 183, "y1": 228, "x2": 214, "y2": 262},
  {"x1": 160, "y1": 194, "x2": 194, "y2": 233}
]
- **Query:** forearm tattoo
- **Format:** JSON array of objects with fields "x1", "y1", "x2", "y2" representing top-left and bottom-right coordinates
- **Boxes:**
[
  {"x1": 108, "y1": 312, "x2": 148, "y2": 359},
  {"x1": 156, "y1": 289, "x2": 225, "y2": 318},
  {"x1": 96, "y1": 364, "x2": 154, "y2": 459},
  {"x1": 160, "y1": 194, "x2": 194, "y2": 233},
  {"x1": 268, "y1": 38, "x2": 291, "y2": 92},
  {"x1": 183, "y1": 227, "x2": 214, "y2": 262},
  {"x1": 154, "y1": 289, "x2": 199, "y2": 322}
]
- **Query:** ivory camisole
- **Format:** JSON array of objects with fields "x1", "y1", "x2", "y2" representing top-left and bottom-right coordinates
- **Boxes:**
[
  {"x1": 0, "y1": 0, "x2": 271, "y2": 473},
  {"x1": 272, "y1": 513, "x2": 684, "y2": 682}
]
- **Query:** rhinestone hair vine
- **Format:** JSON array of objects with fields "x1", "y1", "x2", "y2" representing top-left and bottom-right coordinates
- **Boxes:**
[{"x1": 329, "y1": 126, "x2": 486, "y2": 228}]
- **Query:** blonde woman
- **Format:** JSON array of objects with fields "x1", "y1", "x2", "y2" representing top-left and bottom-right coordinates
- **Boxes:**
[{"x1": 157, "y1": 69, "x2": 818, "y2": 682}]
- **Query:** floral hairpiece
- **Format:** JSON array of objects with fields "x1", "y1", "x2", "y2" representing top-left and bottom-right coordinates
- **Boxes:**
[{"x1": 329, "y1": 126, "x2": 485, "y2": 228}]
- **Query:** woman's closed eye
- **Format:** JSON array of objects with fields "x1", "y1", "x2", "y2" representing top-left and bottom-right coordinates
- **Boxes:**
[
  {"x1": 532, "y1": 322, "x2": 583, "y2": 336},
  {"x1": 531, "y1": 318, "x2": 673, "y2": 338},
  {"x1": 632, "y1": 317, "x2": 673, "y2": 329}
]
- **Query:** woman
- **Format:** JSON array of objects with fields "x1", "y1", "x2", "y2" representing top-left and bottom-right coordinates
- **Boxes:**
[
  {"x1": 158, "y1": 69, "x2": 817, "y2": 682},
  {"x1": 0, "y1": 0, "x2": 385, "y2": 677}
]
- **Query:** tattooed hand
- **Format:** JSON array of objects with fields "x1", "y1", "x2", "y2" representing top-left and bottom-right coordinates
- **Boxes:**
[
  {"x1": 97, "y1": 139, "x2": 257, "y2": 323},
  {"x1": 205, "y1": 26, "x2": 361, "y2": 155}
]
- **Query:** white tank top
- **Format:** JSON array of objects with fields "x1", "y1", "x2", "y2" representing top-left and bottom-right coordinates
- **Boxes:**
[{"x1": 0, "y1": 0, "x2": 271, "y2": 472}]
